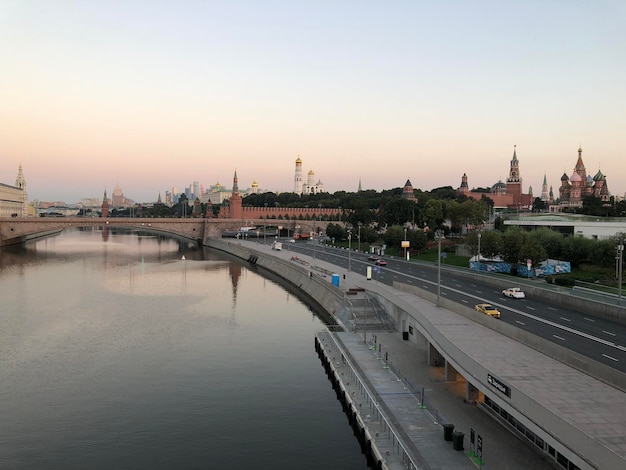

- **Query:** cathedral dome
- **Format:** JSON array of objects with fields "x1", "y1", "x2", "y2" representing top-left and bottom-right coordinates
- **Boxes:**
[
  {"x1": 569, "y1": 172, "x2": 582, "y2": 182},
  {"x1": 491, "y1": 180, "x2": 506, "y2": 193},
  {"x1": 593, "y1": 169, "x2": 604, "y2": 181}
]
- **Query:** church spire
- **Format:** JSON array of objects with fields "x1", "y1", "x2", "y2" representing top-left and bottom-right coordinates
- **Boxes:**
[
  {"x1": 232, "y1": 170, "x2": 239, "y2": 195},
  {"x1": 101, "y1": 188, "x2": 110, "y2": 218},
  {"x1": 506, "y1": 145, "x2": 521, "y2": 184}
]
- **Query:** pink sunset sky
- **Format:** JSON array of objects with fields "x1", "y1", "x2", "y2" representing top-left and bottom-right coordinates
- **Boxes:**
[{"x1": 1, "y1": 1, "x2": 625, "y2": 204}]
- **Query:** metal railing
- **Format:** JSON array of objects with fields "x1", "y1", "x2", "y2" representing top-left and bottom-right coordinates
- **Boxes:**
[{"x1": 322, "y1": 329, "x2": 421, "y2": 469}]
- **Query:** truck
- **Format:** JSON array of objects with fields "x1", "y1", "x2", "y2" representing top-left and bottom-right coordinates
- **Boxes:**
[
  {"x1": 272, "y1": 241, "x2": 283, "y2": 251},
  {"x1": 294, "y1": 232, "x2": 311, "y2": 240}
]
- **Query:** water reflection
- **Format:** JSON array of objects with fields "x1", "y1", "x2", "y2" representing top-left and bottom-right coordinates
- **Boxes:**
[{"x1": 0, "y1": 229, "x2": 368, "y2": 469}]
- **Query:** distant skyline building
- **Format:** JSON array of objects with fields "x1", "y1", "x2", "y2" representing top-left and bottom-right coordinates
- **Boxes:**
[
  {"x1": 100, "y1": 189, "x2": 109, "y2": 218},
  {"x1": 558, "y1": 147, "x2": 610, "y2": 209},
  {"x1": 458, "y1": 146, "x2": 533, "y2": 210},
  {"x1": 293, "y1": 155, "x2": 324, "y2": 195},
  {"x1": 402, "y1": 179, "x2": 417, "y2": 201},
  {"x1": 541, "y1": 173, "x2": 551, "y2": 203},
  {"x1": 111, "y1": 183, "x2": 124, "y2": 207},
  {"x1": 0, "y1": 164, "x2": 31, "y2": 217},
  {"x1": 293, "y1": 156, "x2": 303, "y2": 194}
]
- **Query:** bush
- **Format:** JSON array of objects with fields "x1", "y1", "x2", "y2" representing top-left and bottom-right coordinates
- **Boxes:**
[{"x1": 552, "y1": 276, "x2": 576, "y2": 287}]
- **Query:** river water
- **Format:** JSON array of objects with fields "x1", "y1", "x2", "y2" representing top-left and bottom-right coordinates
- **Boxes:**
[{"x1": 0, "y1": 228, "x2": 368, "y2": 469}]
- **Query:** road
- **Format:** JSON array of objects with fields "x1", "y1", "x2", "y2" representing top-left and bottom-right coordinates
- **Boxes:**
[{"x1": 271, "y1": 238, "x2": 626, "y2": 373}]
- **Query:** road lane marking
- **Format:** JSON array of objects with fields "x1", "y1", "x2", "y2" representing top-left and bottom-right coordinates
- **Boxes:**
[
  {"x1": 603, "y1": 330, "x2": 616, "y2": 336},
  {"x1": 516, "y1": 320, "x2": 526, "y2": 326},
  {"x1": 350, "y1": 262, "x2": 626, "y2": 353},
  {"x1": 560, "y1": 317, "x2": 571, "y2": 322},
  {"x1": 527, "y1": 306, "x2": 535, "y2": 310},
  {"x1": 553, "y1": 335, "x2": 565, "y2": 341},
  {"x1": 602, "y1": 354, "x2": 618, "y2": 362}
]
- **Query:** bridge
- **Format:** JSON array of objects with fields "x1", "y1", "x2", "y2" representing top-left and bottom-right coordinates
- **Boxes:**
[{"x1": 0, "y1": 217, "x2": 331, "y2": 247}]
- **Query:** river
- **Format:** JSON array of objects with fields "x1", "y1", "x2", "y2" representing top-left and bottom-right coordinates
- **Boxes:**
[{"x1": 0, "y1": 228, "x2": 368, "y2": 469}]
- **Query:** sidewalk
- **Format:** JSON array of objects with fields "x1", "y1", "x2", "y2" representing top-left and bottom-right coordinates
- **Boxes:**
[{"x1": 247, "y1": 240, "x2": 557, "y2": 469}]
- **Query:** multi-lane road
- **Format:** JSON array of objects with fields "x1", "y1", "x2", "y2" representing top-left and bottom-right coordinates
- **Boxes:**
[{"x1": 275, "y1": 239, "x2": 626, "y2": 373}]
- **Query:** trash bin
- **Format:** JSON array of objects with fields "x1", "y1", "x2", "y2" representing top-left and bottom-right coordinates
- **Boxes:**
[
  {"x1": 452, "y1": 431, "x2": 464, "y2": 451},
  {"x1": 443, "y1": 423, "x2": 454, "y2": 441},
  {"x1": 402, "y1": 331, "x2": 409, "y2": 340}
]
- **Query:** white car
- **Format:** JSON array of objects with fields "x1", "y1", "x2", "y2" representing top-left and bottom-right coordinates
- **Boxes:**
[{"x1": 502, "y1": 287, "x2": 525, "y2": 299}]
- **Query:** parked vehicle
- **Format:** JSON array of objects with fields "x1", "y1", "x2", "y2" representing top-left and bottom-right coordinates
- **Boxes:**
[
  {"x1": 375, "y1": 259, "x2": 388, "y2": 266},
  {"x1": 502, "y1": 287, "x2": 525, "y2": 299},
  {"x1": 475, "y1": 303, "x2": 501, "y2": 319}
]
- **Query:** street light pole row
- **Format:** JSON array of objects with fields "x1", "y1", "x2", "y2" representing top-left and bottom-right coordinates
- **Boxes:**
[
  {"x1": 347, "y1": 229, "x2": 352, "y2": 272},
  {"x1": 617, "y1": 241, "x2": 624, "y2": 305},
  {"x1": 435, "y1": 230, "x2": 445, "y2": 307}
]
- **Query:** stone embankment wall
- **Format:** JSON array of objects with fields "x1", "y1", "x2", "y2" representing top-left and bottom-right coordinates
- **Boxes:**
[{"x1": 203, "y1": 239, "x2": 345, "y2": 322}]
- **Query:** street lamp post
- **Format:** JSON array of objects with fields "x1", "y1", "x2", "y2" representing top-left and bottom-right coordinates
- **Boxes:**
[
  {"x1": 313, "y1": 233, "x2": 316, "y2": 260},
  {"x1": 404, "y1": 227, "x2": 408, "y2": 260},
  {"x1": 617, "y1": 241, "x2": 624, "y2": 305},
  {"x1": 348, "y1": 229, "x2": 352, "y2": 272},
  {"x1": 435, "y1": 230, "x2": 445, "y2": 306},
  {"x1": 477, "y1": 231, "x2": 482, "y2": 272},
  {"x1": 358, "y1": 222, "x2": 362, "y2": 253}
]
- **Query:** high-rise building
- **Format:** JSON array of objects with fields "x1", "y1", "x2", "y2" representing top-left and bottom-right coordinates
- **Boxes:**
[{"x1": 111, "y1": 183, "x2": 125, "y2": 207}]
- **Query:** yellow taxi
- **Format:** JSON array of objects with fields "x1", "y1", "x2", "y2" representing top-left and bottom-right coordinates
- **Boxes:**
[{"x1": 475, "y1": 303, "x2": 501, "y2": 319}]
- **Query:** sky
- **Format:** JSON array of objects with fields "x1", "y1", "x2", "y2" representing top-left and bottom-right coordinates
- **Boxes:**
[{"x1": 1, "y1": 1, "x2": 625, "y2": 204}]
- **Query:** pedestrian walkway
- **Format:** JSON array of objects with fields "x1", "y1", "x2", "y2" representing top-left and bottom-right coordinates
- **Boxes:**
[
  {"x1": 327, "y1": 329, "x2": 555, "y2": 469},
  {"x1": 235, "y1": 239, "x2": 626, "y2": 470}
]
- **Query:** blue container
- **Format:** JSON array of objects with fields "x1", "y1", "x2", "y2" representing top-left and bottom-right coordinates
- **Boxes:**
[{"x1": 331, "y1": 274, "x2": 340, "y2": 287}]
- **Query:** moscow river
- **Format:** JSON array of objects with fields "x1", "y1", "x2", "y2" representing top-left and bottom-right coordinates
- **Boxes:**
[{"x1": 0, "y1": 228, "x2": 368, "y2": 469}]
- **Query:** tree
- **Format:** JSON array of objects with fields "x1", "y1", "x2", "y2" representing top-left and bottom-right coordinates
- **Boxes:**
[
  {"x1": 501, "y1": 227, "x2": 526, "y2": 265},
  {"x1": 519, "y1": 237, "x2": 547, "y2": 268},
  {"x1": 529, "y1": 228, "x2": 564, "y2": 260},
  {"x1": 533, "y1": 197, "x2": 547, "y2": 212},
  {"x1": 444, "y1": 200, "x2": 464, "y2": 233},
  {"x1": 480, "y1": 230, "x2": 503, "y2": 258},
  {"x1": 382, "y1": 225, "x2": 406, "y2": 250},
  {"x1": 561, "y1": 236, "x2": 594, "y2": 267},
  {"x1": 422, "y1": 199, "x2": 444, "y2": 229},
  {"x1": 325, "y1": 223, "x2": 345, "y2": 242}
]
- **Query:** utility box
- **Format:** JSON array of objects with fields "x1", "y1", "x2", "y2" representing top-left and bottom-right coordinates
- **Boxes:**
[{"x1": 331, "y1": 274, "x2": 340, "y2": 287}]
